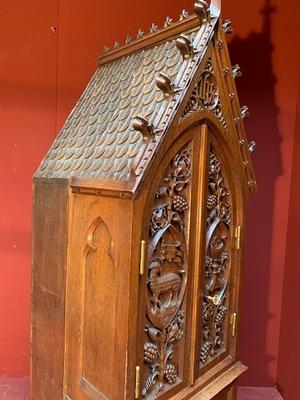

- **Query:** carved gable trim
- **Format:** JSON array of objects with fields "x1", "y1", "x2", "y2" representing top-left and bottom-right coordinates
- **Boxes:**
[{"x1": 181, "y1": 58, "x2": 227, "y2": 131}]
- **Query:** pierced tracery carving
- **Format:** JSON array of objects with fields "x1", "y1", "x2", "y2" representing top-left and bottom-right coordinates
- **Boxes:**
[
  {"x1": 182, "y1": 59, "x2": 227, "y2": 130},
  {"x1": 142, "y1": 146, "x2": 192, "y2": 398},
  {"x1": 200, "y1": 150, "x2": 232, "y2": 366}
]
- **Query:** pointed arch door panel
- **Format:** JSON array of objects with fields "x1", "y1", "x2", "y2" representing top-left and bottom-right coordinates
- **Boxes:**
[
  {"x1": 137, "y1": 121, "x2": 244, "y2": 398},
  {"x1": 137, "y1": 126, "x2": 206, "y2": 399},
  {"x1": 199, "y1": 127, "x2": 242, "y2": 375}
]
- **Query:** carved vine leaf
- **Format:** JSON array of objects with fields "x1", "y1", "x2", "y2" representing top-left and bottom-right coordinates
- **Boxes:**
[
  {"x1": 143, "y1": 146, "x2": 192, "y2": 398},
  {"x1": 181, "y1": 58, "x2": 227, "y2": 130},
  {"x1": 200, "y1": 150, "x2": 231, "y2": 366}
]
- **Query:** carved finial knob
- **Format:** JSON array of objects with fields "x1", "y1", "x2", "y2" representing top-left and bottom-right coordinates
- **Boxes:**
[
  {"x1": 132, "y1": 116, "x2": 154, "y2": 138},
  {"x1": 164, "y1": 16, "x2": 173, "y2": 27},
  {"x1": 125, "y1": 35, "x2": 133, "y2": 45},
  {"x1": 103, "y1": 46, "x2": 110, "y2": 54},
  {"x1": 137, "y1": 29, "x2": 144, "y2": 39},
  {"x1": 176, "y1": 35, "x2": 194, "y2": 59},
  {"x1": 114, "y1": 41, "x2": 120, "y2": 49},
  {"x1": 194, "y1": 1, "x2": 210, "y2": 23},
  {"x1": 240, "y1": 105, "x2": 250, "y2": 119},
  {"x1": 150, "y1": 23, "x2": 159, "y2": 33},
  {"x1": 179, "y1": 9, "x2": 190, "y2": 21},
  {"x1": 156, "y1": 73, "x2": 174, "y2": 95},
  {"x1": 248, "y1": 140, "x2": 256, "y2": 154},
  {"x1": 232, "y1": 64, "x2": 242, "y2": 79},
  {"x1": 223, "y1": 19, "x2": 233, "y2": 33}
]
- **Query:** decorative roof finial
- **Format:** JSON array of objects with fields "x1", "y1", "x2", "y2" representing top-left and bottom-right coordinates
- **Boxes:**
[
  {"x1": 232, "y1": 64, "x2": 242, "y2": 79},
  {"x1": 103, "y1": 46, "x2": 110, "y2": 54},
  {"x1": 194, "y1": 0, "x2": 210, "y2": 23},
  {"x1": 223, "y1": 19, "x2": 233, "y2": 33},
  {"x1": 150, "y1": 23, "x2": 159, "y2": 33},
  {"x1": 125, "y1": 35, "x2": 133, "y2": 45},
  {"x1": 137, "y1": 29, "x2": 144, "y2": 39},
  {"x1": 132, "y1": 116, "x2": 154, "y2": 138},
  {"x1": 248, "y1": 141, "x2": 256, "y2": 154},
  {"x1": 114, "y1": 41, "x2": 120, "y2": 49},
  {"x1": 156, "y1": 73, "x2": 174, "y2": 96},
  {"x1": 179, "y1": 9, "x2": 190, "y2": 21},
  {"x1": 240, "y1": 105, "x2": 250, "y2": 119},
  {"x1": 176, "y1": 35, "x2": 194, "y2": 59},
  {"x1": 164, "y1": 16, "x2": 173, "y2": 27}
]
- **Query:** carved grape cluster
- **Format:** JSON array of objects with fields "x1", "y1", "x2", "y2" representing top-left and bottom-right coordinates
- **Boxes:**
[
  {"x1": 172, "y1": 195, "x2": 188, "y2": 212},
  {"x1": 144, "y1": 342, "x2": 159, "y2": 363},
  {"x1": 207, "y1": 194, "x2": 217, "y2": 210},
  {"x1": 200, "y1": 342, "x2": 213, "y2": 364},
  {"x1": 164, "y1": 364, "x2": 177, "y2": 384},
  {"x1": 202, "y1": 302, "x2": 215, "y2": 323},
  {"x1": 215, "y1": 305, "x2": 227, "y2": 325}
]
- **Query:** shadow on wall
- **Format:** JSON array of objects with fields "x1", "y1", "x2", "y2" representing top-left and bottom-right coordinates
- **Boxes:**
[{"x1": 228, "y1": 0, "x2": 282, "y2": 386}]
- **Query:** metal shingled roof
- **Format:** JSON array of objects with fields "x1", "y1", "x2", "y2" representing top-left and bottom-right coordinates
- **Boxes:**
[{"x1": 36, "y1": 32, "x2": 197, "y2": 180}]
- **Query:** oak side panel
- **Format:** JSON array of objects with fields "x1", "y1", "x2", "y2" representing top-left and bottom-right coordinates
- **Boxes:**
[
  {"x1": 64, "y1": 193, "x2": 133, "y2": 400},
  {"x1": 31, "y1": 178, "x2": 69, "y2": 400}
]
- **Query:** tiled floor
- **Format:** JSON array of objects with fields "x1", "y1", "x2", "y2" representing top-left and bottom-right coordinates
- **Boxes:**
[
  {"x1": 0, "y1": 378, "x2": 28, "y2": 400},
  {"x1": 0, "y1": 379, "x2": 284, "y2": 399},
  {"x1": 238, "y1": 387, "x2": 284, "y2": 400}
]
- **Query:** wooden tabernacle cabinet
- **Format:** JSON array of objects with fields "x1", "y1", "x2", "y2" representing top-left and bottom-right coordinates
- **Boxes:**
[{"x1": 31, "y1": 1, "x2": 256, "y2": 399}]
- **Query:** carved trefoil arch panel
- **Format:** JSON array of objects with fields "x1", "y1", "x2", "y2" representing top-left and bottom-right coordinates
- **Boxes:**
[{"x1": 142, "y1": 144, "x2": 192, "y2": 398}]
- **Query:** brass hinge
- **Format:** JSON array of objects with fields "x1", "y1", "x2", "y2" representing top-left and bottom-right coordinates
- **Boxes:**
[
  {"x1": 135, "y1": 365, "x2": 141, "y2": 399},
  {"x1": 234, "y1": 225, "x2": 242, "y2": 250},
  {"x1": 230, "y1": 313, "x2": 237, "y2": 337},
  {"x1": 139, "y1": 240, "x2": 146, "y2": 275}
]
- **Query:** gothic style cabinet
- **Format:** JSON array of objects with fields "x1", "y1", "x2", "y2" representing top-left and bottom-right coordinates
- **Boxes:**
[{"x1": 31, "y1": 2, "x2": 256, "y2": 400}]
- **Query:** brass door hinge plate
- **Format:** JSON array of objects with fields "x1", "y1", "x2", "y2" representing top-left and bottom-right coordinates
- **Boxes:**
[
  {"x1": 135, "y1": 365, "x2": 141, "y2": 399},
  {"x1": 234, "y1": 225, "x2": 242, "y2": 250},
  {"x1": 230, "y1": 313, "x2": 237, "y2": 337},
  {"x1": 140, "y1": 240, "x2": 146, "y2": 275}
]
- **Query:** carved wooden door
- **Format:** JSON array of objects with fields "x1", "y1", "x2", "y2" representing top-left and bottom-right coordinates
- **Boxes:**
[
  {"x1": 199, "y1": 130, "x2": 240, "y2": 377},
  {"x1": 137, "y1": 123, "x2": 242, "y2": 399}
]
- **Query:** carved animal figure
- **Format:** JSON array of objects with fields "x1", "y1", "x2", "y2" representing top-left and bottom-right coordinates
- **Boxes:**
[{"x1": 149, "y1": 259, "x2": 181, "y2": 312}]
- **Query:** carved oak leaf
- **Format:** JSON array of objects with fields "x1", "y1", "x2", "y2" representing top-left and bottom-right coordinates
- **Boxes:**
[
  {"x1": 156, "y1": 186, "x2": 169, "y2": 198},
  {"x1": 146, "y1": 327, "x2": 161, "y2": 342}
]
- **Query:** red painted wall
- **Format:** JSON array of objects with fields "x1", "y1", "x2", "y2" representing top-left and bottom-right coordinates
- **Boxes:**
[
  {"x1": 0, "y1": 0, "x2": 59, "y2": 375},
  {"x1": 223, "y1": 0, "x2": 299, "y2": 386},
  {"x1": 276, "y1": 78, "x2": 300, "y2": 400},
  {"x1": 0, "y1": 0, "x2": 299, "y2": 388}
]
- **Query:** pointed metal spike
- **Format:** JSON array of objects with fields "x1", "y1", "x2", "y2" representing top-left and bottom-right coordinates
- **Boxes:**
[
  {"x1": 150, "y1": 23, "x2": 159, "y2": 33},
  {"x1": 137, "y1": 29, "x2": 144, "y2": 39},
  {"x1": 248, "y1": 140, "x2": 256, "y2": 154},
  {"x1": 164, "y1": 16, "x2": 173, "y2": 27},
  {"x1": 194, "y1": 1, "x2": 210, "y2": 23},
  {"x1": 179, "y1": 9, "x2": 190, "y2": 21},
  {"x1": 232, "y1": 64, "x2": 242, "y2": 79},
  {"x1": 223, "y1": 19, "x2": 233, "y2": 33},
  {"x1": 114, "y1": 41, "x2": 120, "y2": 49},
  {"x1": 125, "y1": 34, "x2": 133, "y2": 45},
  {"x1": 103, "y1": 46, "x2": 110, "y2": 54},
  {"x1": 240, "y1": 105, "x2": 250, "y2": 119}
]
